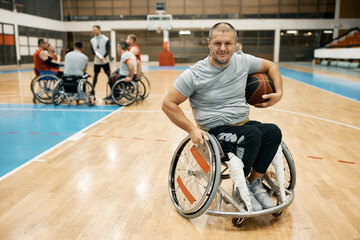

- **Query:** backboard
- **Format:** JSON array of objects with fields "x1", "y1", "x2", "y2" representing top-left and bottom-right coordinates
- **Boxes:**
[{"x1": 147, "y1": 14, "x2": 172, "y2": 31}]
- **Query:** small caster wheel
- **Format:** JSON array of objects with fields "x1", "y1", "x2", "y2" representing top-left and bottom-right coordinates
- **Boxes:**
[
  {"x1": 232, "y1": 218, "x2": 244, "y2": 227},
  {"x1": 272, "y1": 210, "x2": 283, "y2": 217}
]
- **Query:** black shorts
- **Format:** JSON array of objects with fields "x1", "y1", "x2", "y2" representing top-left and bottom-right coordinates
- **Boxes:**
[{"x1": 209, "y1": 121, "x2": 282, "y2": 176}]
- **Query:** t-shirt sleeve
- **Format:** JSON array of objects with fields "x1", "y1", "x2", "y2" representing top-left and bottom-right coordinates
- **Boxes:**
[
  {"x1": 245, "y1": 54, "x2": 262, "y2": 74},
  {"x1": 173, "y1": 69, "x2": 196, "y2": 98}
]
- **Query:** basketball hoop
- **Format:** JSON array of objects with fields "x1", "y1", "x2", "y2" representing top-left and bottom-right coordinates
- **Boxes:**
[
  {"x1": 156, "y1": 26, "x2": 162, "y2": 34},
  {"x1": 147, "y1": 14, "x2": 172, "y2": 32}
]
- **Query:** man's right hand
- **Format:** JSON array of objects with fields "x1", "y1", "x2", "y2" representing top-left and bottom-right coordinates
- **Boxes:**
[{"x1": 189, "y1": 128, "x2": 209, "y2": 145}]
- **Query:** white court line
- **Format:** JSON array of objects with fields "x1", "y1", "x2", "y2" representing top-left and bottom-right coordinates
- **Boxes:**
[
  {"x1": 118, "y1": 109, "x2": 360, "y2": 130},
  {"x1": 0, "y1": 107, "x2": 123, "y2": 182},
  {"x1": 270, "y1": 107, "x2": 360, "y2": 130}
]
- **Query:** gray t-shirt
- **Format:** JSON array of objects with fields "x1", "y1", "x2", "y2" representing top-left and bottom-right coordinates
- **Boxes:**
[
  {"x1": 174, "y1": 51, "x2": 261, "y2": 130},
  {"x1": 64, "y1": 50, "x2": 89, "y2": 76},
  {"x1": 90, "y1": 34, "x2": 110, "y2": 65},
  {"x1": 119, "y1": 51, "x2": 137, "y2": 76}
]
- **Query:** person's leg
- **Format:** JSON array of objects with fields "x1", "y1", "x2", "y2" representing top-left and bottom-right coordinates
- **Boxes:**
[
  {"x1": 103, "y1": 63, "x2": 111, "y2": 78},
  {"x1": 209, "y1": 124, "x2": 262, "y2": 177},
  {"x1": 93, "y1": 64, "x2": 101, "y2": 87},
  {"x1": 246, "y1": 121, "x2": 282, "y2": 182},
  {"x1": 209, "y1": 125, "x2": 263, "y2": 211},
  {"x1": 245, "y1": 121, "x2": 282, "y2": 209}
]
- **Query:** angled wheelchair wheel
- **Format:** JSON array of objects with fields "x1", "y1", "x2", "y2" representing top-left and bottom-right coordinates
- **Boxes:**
[
  {"x1": 52, "y1": 80, "x2": 65, "y2": 105},
  {"x1": 140, "y1": 72, "x2": 150, "y2": 99},
  {"x1": 31, "y1": 74, "x2": 60, "y2": 104},
  {"x1": 135, "y1": 79, "x2": 146, "y2": 101},
  {"x1": 168, "y1": 133, "x2": 221, "y2": 219},
  {"x1": 79, "y1": 80, "x2": 96, "y2": 106},
  {"x1": 263, "y1": 141, "x2": 296, "y2": 192},
  {"x1": 111, "y1": 80, "x2": 138, "y2": 106}
]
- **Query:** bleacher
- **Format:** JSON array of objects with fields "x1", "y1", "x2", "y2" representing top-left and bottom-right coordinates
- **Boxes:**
[{"x1": 314, "y1": 28, "x2": 360, "y2": 69}]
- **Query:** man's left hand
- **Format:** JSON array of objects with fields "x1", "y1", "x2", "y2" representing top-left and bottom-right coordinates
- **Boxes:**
[{"x1": 255, "y1": 92, "x2": 282, "y2": 108}]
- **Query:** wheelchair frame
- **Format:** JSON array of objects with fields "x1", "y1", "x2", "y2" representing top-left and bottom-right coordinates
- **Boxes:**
[
  {"x1": 31, "y1": 74, "x2": 60, "y2": 104},
  {"x1": 52, "y1": 75, "x2": 96, "y2": 106},
  {"x1": 168, "y1": 132, "x2": 296, "y2": 227}
]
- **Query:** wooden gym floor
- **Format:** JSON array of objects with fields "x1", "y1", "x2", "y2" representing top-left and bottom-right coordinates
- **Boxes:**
[{"x1": 0, "y1": 62, "x2": 359, "y2": 239}]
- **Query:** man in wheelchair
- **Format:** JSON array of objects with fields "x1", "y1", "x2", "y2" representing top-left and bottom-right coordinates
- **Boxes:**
[
  {"x1": 162, "y1": 22, "x2": 283, "y2": 211},
  {"x1": 33, "y1": 38, "x2": 63, "y2": 77},
  {"x1": 105, "y1": 40, "x2": 137, "y2": 101},
  {"x1": 63, "y1": 41, "x2": 89, "y2": 93},
  {"x1": 64, "y1": 42, "x2": 88, "y2": 78}
]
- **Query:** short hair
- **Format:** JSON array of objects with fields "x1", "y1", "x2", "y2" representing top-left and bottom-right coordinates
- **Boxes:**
[
  {"x1": 128, "y1": 34, "x2": 137, "y2": 42},
  {"x1": 93, "y1": 25, "x2": 101, "y2": 30},
  {"x1": 74, "y1": 42, "x2": 83, "y2": 49},
  {"x1": 38, "y1": 38, "x2": 45, "y2": 47},
  {"x1": 118, "y1": 40, "x2": 128, "y2": 50},
  {"x1": 208, "y1": 22, "x2": 238, "y2": 41}
]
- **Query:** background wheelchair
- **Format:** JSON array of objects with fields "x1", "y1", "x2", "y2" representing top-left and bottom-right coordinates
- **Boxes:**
[
  {"x1": 168, "y1": 132, "x2": 296, "y2": 227},
  {"x1": 52, "y1": 74, "x2": 96, "y2": 106},
  {"x1": 108, "y1": 72, "x2": 151, "y2": 106},
  {"x1": 31, "y1": 73, "x2": 60, "y2": 104}
]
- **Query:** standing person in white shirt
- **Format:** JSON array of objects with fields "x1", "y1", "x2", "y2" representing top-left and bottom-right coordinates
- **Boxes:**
[{"x1": 90, "y1": 25, "x2": 110, "y2": 88}]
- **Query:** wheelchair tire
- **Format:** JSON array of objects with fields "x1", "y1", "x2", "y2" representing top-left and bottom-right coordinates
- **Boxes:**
[
  {"x1": 280, "y1": 141, "x2": 296, "y2": 190},
  {"x1": 140, "y1": 72, "x2": 151, "y2": 99},
  {"x1": 79, "y1": 80, "x2": 96, "y2": 106},
  {"x1": 111, "y1": 80, "x2": 138, "y2": 106},
  {"x1": 263, "y1": 141, "x2": 296, "y2": 193},
  {"x1": 135, "y1": 79, "x2": 146, "y2": 101},
  {"x1": 52, "y1": 80, "x2": 65, "y2": 105},
  {"x1": 168, "y1": 133, "x2": 221, "y2": 219},
  {"x1": 31, "y1": 74, "x2": 60, "y2": 104}
]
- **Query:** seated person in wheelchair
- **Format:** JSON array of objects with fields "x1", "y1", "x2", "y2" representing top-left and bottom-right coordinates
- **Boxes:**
[
  {"x1": 162, "y1": 22, "x2": 283, "y2": 211},
  {"x1": 105, "y1": 40, "x2": 137, "y2": 100},
  {"x1": 64, "y1": 42, "x2": 88, "y2": 77},
  {"x1": 126, "y1": 34, "x2": 142, "y2": 76},
  {"x1": 33, "y1": 38, "x2": 63, "y2": 77},
  {"x1": 62, "y1": 41, "x2": 89, "y2": 93},
  {"x1": 48, "y1": 44, "x2": 63, "y2": 77}
]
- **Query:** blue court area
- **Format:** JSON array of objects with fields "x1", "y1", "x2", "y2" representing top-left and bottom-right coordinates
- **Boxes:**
[
  {"x1": 0, "y1": 104, "x2": 121, "y2": 177},
  {"x1": 279, "y1": 67, "x2": 360, "y2": 101}
]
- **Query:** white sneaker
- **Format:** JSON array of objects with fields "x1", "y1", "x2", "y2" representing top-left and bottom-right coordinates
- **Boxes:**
[
  {"x1": 233, "y1": 181, "x2": 263, "y2": 211},
  {"x1": 250, "y1": 178, "x2": 275, "y2": 209}
]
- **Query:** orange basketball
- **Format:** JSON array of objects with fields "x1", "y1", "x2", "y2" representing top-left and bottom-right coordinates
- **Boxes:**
[{"x1": 245, "y1": 73, "x2": 275, "y2": 106}]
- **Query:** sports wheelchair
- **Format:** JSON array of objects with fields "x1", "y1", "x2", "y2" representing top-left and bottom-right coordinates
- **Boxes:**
[
  {"x1": 31, "y1": 73, "x2": 60, "y2": 104},
  {"x1": 168, "y1": 132, "x2": 296, "y2": 227},
  {"x1": 105, "y1": 72, "x2": 151, "y2": 106},
  {"x1": 52, "y1": 74, "x2": 96, "y2": 106}
]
